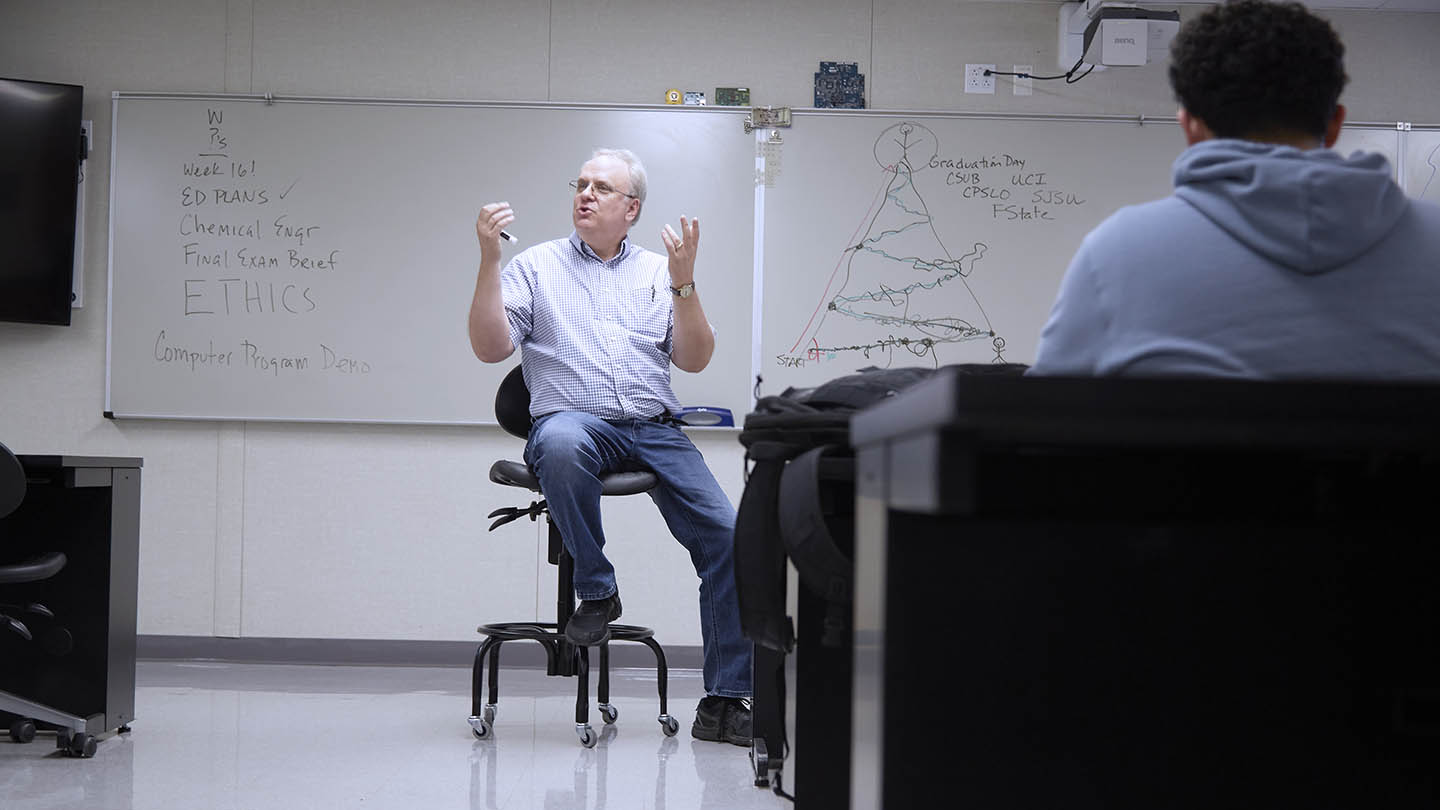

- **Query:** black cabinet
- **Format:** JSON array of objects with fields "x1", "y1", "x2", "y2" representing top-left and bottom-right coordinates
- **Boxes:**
[{"x1": 849, "y1": 375, "x2": 1440, "y2": 809}]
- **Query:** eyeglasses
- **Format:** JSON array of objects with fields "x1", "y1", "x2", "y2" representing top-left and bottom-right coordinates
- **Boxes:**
[{"x1": 569, "y1": 178, "x2": 637, "y2": 199}]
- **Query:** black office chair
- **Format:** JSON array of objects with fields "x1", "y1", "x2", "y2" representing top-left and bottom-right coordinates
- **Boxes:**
[
  {"x1": 0, "y1": 441, "x2": 95, "y2": 758},
  {"x1": 468, "y1": 367, "x2": 678, "y2": 747}
]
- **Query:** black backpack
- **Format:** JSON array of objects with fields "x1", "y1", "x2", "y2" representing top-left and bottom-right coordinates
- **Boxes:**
[{"x1": 733, "y1": 363, "x2": 1028, "y2": 651}]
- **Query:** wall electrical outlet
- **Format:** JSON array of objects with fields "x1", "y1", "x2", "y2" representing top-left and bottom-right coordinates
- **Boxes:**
[
  {"x1": 964, "y1": 64, "x2": 996, "y2": 95},
  {"x1": 1013, "y1": 65, "x2": 1034, "y2": 96}
]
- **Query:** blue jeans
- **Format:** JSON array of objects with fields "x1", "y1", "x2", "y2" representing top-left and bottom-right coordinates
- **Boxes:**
[{"x1": 524, "y1": 411, "x2": 753, "y2": 699}]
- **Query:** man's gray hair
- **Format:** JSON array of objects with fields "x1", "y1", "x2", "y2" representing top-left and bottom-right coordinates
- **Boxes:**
[{"x1": 592, "y1": 147, "x2": 647, "y2": 225}]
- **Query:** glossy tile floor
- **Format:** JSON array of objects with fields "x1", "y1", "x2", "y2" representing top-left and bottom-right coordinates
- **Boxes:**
[{"x1": 1, "y1": 661, "x2": 792, "y2": 810}]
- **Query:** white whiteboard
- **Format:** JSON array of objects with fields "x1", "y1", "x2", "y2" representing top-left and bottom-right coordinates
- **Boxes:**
[
  {"x1": 106, "y1": 96, "x2": 1425, "y2": 421},
  {"x1": 758, "y1": 112, "x2": 1412, "y2": 393},
  {"x1": 1406, "y1": 128, "x2": 1440, "y2": 203},
  {"x1": 106, "y1": 95, "x2": 756, "y2": 424}
]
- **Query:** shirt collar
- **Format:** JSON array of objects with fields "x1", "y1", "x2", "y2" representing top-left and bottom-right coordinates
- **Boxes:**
[{"x1": 568, "y1": 230, "x2": 631, "y2": 264}]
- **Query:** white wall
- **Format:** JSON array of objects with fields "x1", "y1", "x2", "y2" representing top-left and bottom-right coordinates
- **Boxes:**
[{"x1": 2, "y1": 0, "x2": 1438, "y2": 647}]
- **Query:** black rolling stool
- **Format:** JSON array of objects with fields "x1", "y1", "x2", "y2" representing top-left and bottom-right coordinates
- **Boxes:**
[
  {"x1": 0, "y1": 441, "x2": 96, "y2": 758},
  {"x1": 469, "y1": 366, "x2": 678, "y2": 747}
]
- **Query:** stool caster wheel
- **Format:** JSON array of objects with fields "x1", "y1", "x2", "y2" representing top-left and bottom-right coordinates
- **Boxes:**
[
  {"x1": 61, "y1": 732, "x2": 97, "y2": 758},
  {"x1": 9, "y1": 718, "x2": 36, "y2": 743},
  {"x1": 599, "y1": 704, "x2": 618, "y2": 725},
  {"x1": 659, "y1": 714, "x2": 679, "y2": 737},
  {"x1": 576, "y1": 723, "x2": 597, "y2": 748},
  {"x1": 468, "y1": 715, "x2": 493, "y2": 740}
]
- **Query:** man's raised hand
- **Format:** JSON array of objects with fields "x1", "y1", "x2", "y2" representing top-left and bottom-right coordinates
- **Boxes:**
[
  {"x1": 661, "y1": 215, "x2": 700, "y2": 284},
  {"x1": 476, "y1": 202, "x2": 515, "y2": 261}
]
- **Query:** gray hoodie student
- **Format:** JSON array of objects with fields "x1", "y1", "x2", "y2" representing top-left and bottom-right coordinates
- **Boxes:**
[
  {"x1": 1030, "y1": 0, "x2": 1440, "y2": 380},
  {"x1": 1030, "y1": 140, "x2": 1440, "y2": 378}
]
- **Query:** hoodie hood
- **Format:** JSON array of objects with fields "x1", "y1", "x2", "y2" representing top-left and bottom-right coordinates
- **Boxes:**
[{"x1": 1172, "y1": 139, "x2": 1408, "y2": 275}]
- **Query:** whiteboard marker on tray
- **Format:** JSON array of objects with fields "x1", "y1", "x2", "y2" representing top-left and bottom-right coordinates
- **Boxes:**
[{"x1": 499, "y1": 230, "x2": 518, "y2": 244}]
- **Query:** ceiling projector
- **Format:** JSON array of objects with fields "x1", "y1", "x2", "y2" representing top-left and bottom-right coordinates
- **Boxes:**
[{"x1": 1058, "y1": 1, "x2": 1181, "y2": 69}]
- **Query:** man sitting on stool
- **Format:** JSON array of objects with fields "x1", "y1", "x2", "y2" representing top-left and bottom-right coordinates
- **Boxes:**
[{"x1": 468, "y1": 148, "x2": 753, "y2": 746}]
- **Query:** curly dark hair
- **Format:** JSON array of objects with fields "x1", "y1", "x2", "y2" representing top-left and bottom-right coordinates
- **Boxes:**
[{"x1": 1168, "y1": 0, "x2": 1348, "y2": 140}]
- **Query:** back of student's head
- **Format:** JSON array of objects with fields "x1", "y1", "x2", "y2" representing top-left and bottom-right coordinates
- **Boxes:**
[{"x1": 1168, "y1": 0, "x2": 1348, "y2": 141}]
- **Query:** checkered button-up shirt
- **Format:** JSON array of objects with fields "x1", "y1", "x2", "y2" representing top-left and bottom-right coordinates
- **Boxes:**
[{"x1": 500, "y1": 232, "x2": 682, "y2": 420}]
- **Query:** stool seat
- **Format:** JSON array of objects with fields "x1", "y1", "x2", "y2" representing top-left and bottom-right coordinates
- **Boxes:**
[
  {"x1": 488, "y1": 459, "x2": 658, "y2": 496},
  {"x1": 0, "y1": 551, "x2": 67, "y2": 585}
]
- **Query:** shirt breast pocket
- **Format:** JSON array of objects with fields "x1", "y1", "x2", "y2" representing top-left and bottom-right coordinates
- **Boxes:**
[{"x1": 626, "y1": 285, "x2": 671, "y2": 345}]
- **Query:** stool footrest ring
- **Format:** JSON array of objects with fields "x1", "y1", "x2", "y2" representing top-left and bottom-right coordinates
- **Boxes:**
[{"x1": 477, "y1": 621, "x2": 655, "y2": 642}]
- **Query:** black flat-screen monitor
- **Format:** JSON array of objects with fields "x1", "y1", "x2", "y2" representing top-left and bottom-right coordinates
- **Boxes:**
[{"x1": 0, "y1": 77, "x2": 84, "y2": 326}]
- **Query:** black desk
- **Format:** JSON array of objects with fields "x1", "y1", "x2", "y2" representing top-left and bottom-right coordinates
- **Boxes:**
[
  {"x1": 1, "y1": 454, "x2": 142, "y2": 740},
  {"x1": 849, "y1": 374, "x2": 1440, "y2": 809}
]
